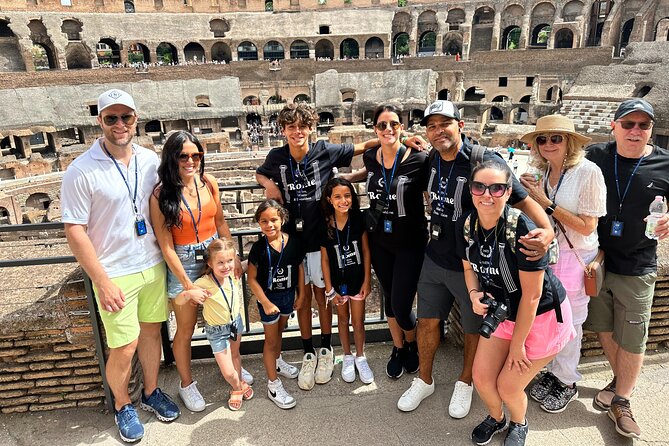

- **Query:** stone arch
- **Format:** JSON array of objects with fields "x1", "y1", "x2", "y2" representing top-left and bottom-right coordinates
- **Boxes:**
[
  {"x1": 65, "y1": 42, "x2": 92, "y2": 69},
  {"x1": 243, "y1": 95, "x2": 260, "y2": 105},
  {"x1": 25, "y1": 192, "x2": 51, "y2": 210},
  {"x1": 442, "y1": 31, "x2": 463, "y2": 55},
  {"x1": 237, "y1": 41, "x2": 258, "y2": 61},
  {"x1": 417, "y1": 10, "x2": 438, "y2": 35},
  {"x1": 0, "y1": 207, "x2": 9, "y2": 225},
  {"x1": 488, "y1": 106, "x2": 504, "y2": 121},
  {"x1": 492, "y1": 95, "x2": 510, "y2": 102},
  {"x1": 128, "y1": 42, "x2": 150, "y2": 64},
  {"x1": 620, "y1": 18, "x2": 634, "y2": 52},
  {"x1": 520, "y1": 95, "x2": 531, "y2": 103},
  {"x1": 210, "y1": 18, "x2": 230, "y2": 38},
  {"x1": 546, "y1": 85, "x2": 562, "y2": 102},
  {"x1": 341, "y1": 89, "x2": 356, "y2": 103},
  {"x1": 365, "y1": 37, "x2": 384, "y2": 59},
  {"x1": 61, "y1": 18, "x2": 82, "y2": 40},
  {"x1": 32, "y1": 43, "x2": 55, "y2": 70},
  {"x1": 531, "y1": 2, "x2": 555, "y2": 46},
  {"x1": 195, "y1": 94, "x2": 211, "y2": 107},
  {"x1": 438, "y1": 89, "x2": 450, "y2": 100},
  {"x1": 340, "y1": 38, "x2": 359, "y2": 59},
  {"x1": 511, "y1": 106, "x2": 529, "y2": 124},
  {"x1": 562, "y1": 0, "x2": 584, "y2": 21},
  {"x1": 531, "y1": 24, "x2": 552, "y2": 46},
  {"x1": 124, "y1": 0, "x2": 135, "y2": 13},
  {"x1": 446, "y1": 8, "x2": 466, "y2": 30},
  {"x1": 315, "y1": 39, "x2": 334, "y2": 59},
  {"x1": 409, "y1": 109, "x2": 424, "y2": 125},
  {"x1": 156, "y1": 42, "x2": 178, "y2": 64},
  {"x1": 290, "y1": 40, "x2": 309, "y2": 59},
  {"x1": 0, "y1": 19, "x2": 26, "y2": 71},
  {"x1": 633, "y1": 85, "x2": 652, "y2": 97},
  {"x1": 418, "y1": 31, "x2": 436, "y2": 55},
  {"x1": 29, "y1": 19, "x2": 58, "y2": 69},
  {"x1": 471, "y1": 7, "x2": 495, "y2": 52},
  {"x1": 554, "y1": 28, "x2": 574, "y2": 48},
  {"x1": 0, "y1": 19, "x2": 14, "y2": 37},
  {"x1": 392, "y1": 11, "x2": 412, "y2": 35},
  {"x1": 184, "y1": 42, "x2": 205, "y2": 63},
  {"x1": 502, "y1": 26, "x2": 522, "y2": 49},
  {"x1": 263, "y1": 40, "x2": 285, "y2": 60},
  {"x1": 294, "y1": 94, "x2": 311, "y2": 103},
  {"x1": 465, "y1": 86, "x2": 485, "y2": 101},
  {"x1": 655, "y1": 17, "x2": 669, "y2": 41},
  {"x1": 97, "y1": 38, "x2": 120, "y2": 65},
  {"x1": 393, "y1": 32, "x2": 410, "y2": 57},
  {"x1": 211, "y1": 42, "x2": 231, "y2": 63}
]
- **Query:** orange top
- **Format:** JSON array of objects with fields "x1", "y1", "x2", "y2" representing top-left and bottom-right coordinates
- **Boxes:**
[{"x1": 171, "y1": 178, "x2": 218, "y2": 245}]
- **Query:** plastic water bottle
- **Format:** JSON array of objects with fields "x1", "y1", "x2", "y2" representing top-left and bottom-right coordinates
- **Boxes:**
[{"x1": 645, "y1": 196, "x2": 667, "y2": 240}]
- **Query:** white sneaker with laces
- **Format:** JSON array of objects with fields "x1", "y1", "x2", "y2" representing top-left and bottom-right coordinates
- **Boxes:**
[
  {"x1": 315, "y1": 347, "x2": 334, "y2": 384},
  {"x1": 276, "y1": 355, "x2": 299, "y2": 379},
  {"x1": 355, "y1": 355, "x2": 374, "y2": 384},
  {"x1": 341, "y1": 354, "x2": 356, "y2": 383},
  {"x1": 298, "y1": 352, "x2": 317, "y2": 390},
  {"x1": 267, "y1": 378, "x2": 296, "y2": 410},
  {"x1": 178, "y1": 380, "x2": 206, "y2": 412},
  {"x1": 241, "y1": 367, "x2": 254, "y2": 385},
  {"x1": 449, "y1": 380, "x2": 473, "y2": 419},
  {"x1": 397, "y1": 377, "x2": 435, "y2": 412}
]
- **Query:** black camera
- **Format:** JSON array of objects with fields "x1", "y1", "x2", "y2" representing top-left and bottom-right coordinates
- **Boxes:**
[{"x1": 479, "y1": 297, "x2": 509, "y2": 339}]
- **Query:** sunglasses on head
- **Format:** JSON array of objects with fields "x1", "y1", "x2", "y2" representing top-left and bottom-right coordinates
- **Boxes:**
[
  {"x1": 178, "y1": 152, "x2": 204, "y2": 163},
  {"x1": 374, "y1": 120, "x2": 401, "y2": 131},
  {"x1": 535, "y1": 134, "x2": 564, "y2": 146},
  {"x1": 617, "y1": 120, "x2": 652, "y2": 130},
  {"x1": 102, "y1": 114, "x2": 137, "y2": 126},
  {"x1": 470, "y1": 181, "x2": 510, "y2": 197}
]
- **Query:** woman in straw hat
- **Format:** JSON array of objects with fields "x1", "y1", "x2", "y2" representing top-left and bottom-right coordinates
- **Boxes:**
[{"x1": 519, "y1": 114, "x2": 607, "y2": 414}]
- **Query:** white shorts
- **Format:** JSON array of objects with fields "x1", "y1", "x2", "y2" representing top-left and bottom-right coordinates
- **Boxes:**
[{"x1": 303, "y1": 251, "x2": 325, "y2": 288}]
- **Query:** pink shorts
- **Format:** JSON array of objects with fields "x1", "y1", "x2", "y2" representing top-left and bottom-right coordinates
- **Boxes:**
[{"x1": 492, "y1": 299, "x2": 576, "y2": 360}]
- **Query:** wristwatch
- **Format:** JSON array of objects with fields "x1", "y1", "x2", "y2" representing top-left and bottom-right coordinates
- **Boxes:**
[{"x1": 545, "y1": 201, "x2": 557, "y2": 215}]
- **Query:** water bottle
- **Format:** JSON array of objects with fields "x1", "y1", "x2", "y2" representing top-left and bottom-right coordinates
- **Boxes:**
[
  {"x1": 645, "y1": 196, "x2": 667, "y2": 240},
  {"x1": 332, "y1": 167, "x2": 339, "y2": 178}
]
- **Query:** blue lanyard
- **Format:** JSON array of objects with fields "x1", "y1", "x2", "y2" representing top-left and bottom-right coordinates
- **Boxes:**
[
  {"x1": 102, "y1": 142, "x2": 139, "y2": 216},
  {"x1": 265, "y1": 234, "x2": 285, "y2": 290},
  {"x1": 380, "y1": 148, "x2": 401, "y2": 195},
  {"x1": 211, "y1": 274, "x2": 234, "y2": 315},
  {"x1": 614, "y1": 149, "x2": 645, "y2": 216},
  {"x1": 180, "y1": 179, "x2": 202, "y2": 243},
  {"x1": 436, "y1": 148, "x2": 461, "y2": 202},
  {"x1": 334, "y1": 217, "x2": 351, "y2": 273},
  {"x1": 543, "y1": 166, "x2": 566, "y2": 202},
  {"x1": 288, "y1": 148, "x2": 309, "y2": 186}
]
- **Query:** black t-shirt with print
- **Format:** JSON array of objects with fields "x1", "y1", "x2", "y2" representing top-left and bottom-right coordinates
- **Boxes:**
[
  {"x1": 256, "y1": 140, "x2": 354, "y2": 252},
  {"x1": 248, "y1": 234, "x2": 305, "y2": 293},
  {"x1": 455, "y1": 209, "x2": 565, "y2": 322},
  {"x1": 426, "y1": 137, "x2": 528, "y2": 271},
  {"x1": 363, "y1": 146, "x2": 430, "y2": 250},
  {"x1": 586, "y1": 142, "x2": 669, "y2": 275},
  {"x1": 320, "y1": 209, "x2": 366, "y2": 295}
]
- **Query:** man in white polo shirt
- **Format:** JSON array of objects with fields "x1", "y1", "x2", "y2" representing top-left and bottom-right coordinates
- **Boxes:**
[{"x1": 61, "y1": 89, "x2": 180, "y2": 443}]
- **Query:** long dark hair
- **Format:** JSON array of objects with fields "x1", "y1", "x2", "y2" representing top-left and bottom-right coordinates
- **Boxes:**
[
  {"x1": 320, "y1": 177, "x2": 360, "y2": 239},
  {"x1": 157, "y1": 131, "x2": 205, "y2": 229},
  {"x1": 372, "y1": 104, "x2": 401, "y2": 124}
]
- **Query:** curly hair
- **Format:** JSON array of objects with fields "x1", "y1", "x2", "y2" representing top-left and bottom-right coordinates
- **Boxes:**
[
  {"x1": 277, "y1": 103, "x2": 319, "y2": 129},
  {"x1": 529, "y1": 133, "x2": 585, "y2": 171}
]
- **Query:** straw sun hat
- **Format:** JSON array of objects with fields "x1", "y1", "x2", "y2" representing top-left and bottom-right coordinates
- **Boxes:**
[{"x1": 520, "y1": 114, "x2": 591, "y2": 146}]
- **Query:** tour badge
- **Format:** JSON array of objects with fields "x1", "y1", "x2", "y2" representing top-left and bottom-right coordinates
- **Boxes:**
[
  {"x1": 135, "y1": 218, "x2": 147, "y2": 237},
  {"x1": 611, "y1": 220, "x2": 624, "y2": 237},
  {"x1": 229, "y1": 322, "x2": 238, "y2": 341},
  {"x1": 295, "y1": 218, "x2": 304, "y2": 232},
  {"x1": 383, "y1": 219, "x2": 393, "y2": 233},
  {"x1": 339, "y1": 284, "x2": 348, "y2": 295},
  {"x1": 431, "y1": 222, "x2": 442, "y2": 241},
  {"x1": 194, "y1": 248, "x2": 206, "y2": 264}
]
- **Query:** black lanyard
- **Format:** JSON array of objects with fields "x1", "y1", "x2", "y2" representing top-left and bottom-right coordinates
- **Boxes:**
[
  {"x1": 474, "y1": 217, "x2": 499, "y2": 287},
  {"x1": 380, "y1": 147, "x2": 401, "y2": 195},
  {"x1": 180, "y1": 179, "x2": 202, "y2": 243},
  {"x1": 288, "y1": 147, "x2": 309, "y2": 216},
  {"x1": 614, "y1": 149, "x2": 644, "y2": 216},
  {"x1": 211, "y1": 274, "x2": 234, "y2": 316},
  {"x1": 543, "y1": 166, "x2": 566, "y2": 202},
  {"x1": 435, "y1": 148, "x2": 461, "y2": 203},
  {"x1": 265, "y1": 234, "x2": 285, "y2": 290},
  {"x1": 102, "y1": 142, "x2": 139, "y2": 216},
  {"x1": 334, "y1": 217, "x2": 351, "y2": 274}
]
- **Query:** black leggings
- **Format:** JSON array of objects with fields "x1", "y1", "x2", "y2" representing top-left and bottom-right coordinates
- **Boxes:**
[{"x1": 370, "y1": 242, "x2": 425, "y2": 331}]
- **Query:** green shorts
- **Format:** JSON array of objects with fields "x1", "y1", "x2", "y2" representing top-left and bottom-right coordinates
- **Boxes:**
[
  {"x1": 583, "y1": 270, "x2": 656, "y2": 354},
  {"x1": 94, "y1": 262, "x2": 168, "y2": 349}
]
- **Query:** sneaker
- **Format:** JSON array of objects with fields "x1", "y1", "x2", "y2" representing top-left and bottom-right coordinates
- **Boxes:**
[
  {"x1": 386, "y1": 346, "x2": 404, "y2": 379},
  {"x1": 401, "y1": 340, "x2": 419, "y2": 374},
  {"x1": 608, "y1": 396, "x2": 641, "y2": 438},
  {"x1": 355, "y1": 355, "x2": 374, "y2": 384},
  {"x1": 341, "y1": 354, "x2": 356, "y2": 383},
  {"x1": 472, "y1": 415, "x2": 508, "y2": 446},
  {"x1": 541, "y1": 382, "x2": 578, "y2": 413},
  {"x1": 298, "y1": 352, "x2": 317, "y2": 390},
  {"x1": 114, "y1": 404, "x2": 144, "y2": 443},
  {"x1": 140, "y1": 387, "x2": 180, "y2": 422},
  {"x1": 315, "y1": 347, "x2": 334, "y2": 384},
  {"x1": 267, "y1": 378, "x2": 297, "y2": 410},
  {"x1": 241, "y1": 367, "x2": 254, "y2": 385},
  {"x1": 178, "y1": 380, "x2": 206, "y2": 412},
  {"x1": 529, "y1": 371, "x2": 558, "y2": 403},
  {"x1": 276, "y1": 355, "x2": 299, "y2": 379},
  {"x1": 593, "y1": 376, "x2": 616, "y2": 411},
  {"x1": 504, "y1": 420, "x2": 529, "y2": 446},
  {"x1": 397, "y1": 377, "x2": 435, "y2": 412},
  {"x1": 449, "y1": 380, "x2": 474, "y2": 419}
]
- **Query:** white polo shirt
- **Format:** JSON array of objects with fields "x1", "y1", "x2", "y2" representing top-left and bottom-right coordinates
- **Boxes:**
[{"x1": 61, "y1": 139, "x2": 163, "y2": 278}]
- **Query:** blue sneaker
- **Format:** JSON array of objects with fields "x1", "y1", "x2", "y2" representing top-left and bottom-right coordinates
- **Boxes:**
[
  {"x1": 114, "y1": 404, "x2": 144, "y2": 443},
  {"x1": 140, "y1": 388, "x2": 181, "y2": 422}
]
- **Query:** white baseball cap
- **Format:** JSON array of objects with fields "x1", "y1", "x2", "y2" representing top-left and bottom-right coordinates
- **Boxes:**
[
  {"x1": 97, "y1": 89, "x2": 136, "y2": 113},
  {"x1": 420, "y1": 100, "x2": 461, "y2": 126}
]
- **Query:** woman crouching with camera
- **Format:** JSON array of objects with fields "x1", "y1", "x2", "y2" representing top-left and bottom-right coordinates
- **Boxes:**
[{"x1": 457, "y1": 159, "x2": 575, "y2": 446}]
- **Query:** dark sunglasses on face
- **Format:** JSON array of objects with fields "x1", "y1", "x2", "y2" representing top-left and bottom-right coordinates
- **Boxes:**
[
  {"x1": 178, "y1": 152, "x2": 204, "y2": 163},
  {"x1": 536, "y1": 134, "x2": 564, "y2": 146},
  {"x1": 374, "y1": 120, "x2": 401, "y2": 131},
  {"x1": 470, "y1": 181, "x2": 510, "y2": 197},
  {"x1": 102, "y1": 114, "x2": 137, "y2": 126},
  {"x1": 617, "y1": 120, "x2": 652, "y2": 130}
]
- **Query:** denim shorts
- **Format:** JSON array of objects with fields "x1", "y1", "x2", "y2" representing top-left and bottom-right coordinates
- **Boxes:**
[
  {"x1": 204, "y1": 314, "x2": 244, "y2": 354},
  {"x1": 257, "y1": 289, "x2": 295, "y2": 325},
  {"x1": 167, "y1": 234, "x2": 218, "y2": 298}
]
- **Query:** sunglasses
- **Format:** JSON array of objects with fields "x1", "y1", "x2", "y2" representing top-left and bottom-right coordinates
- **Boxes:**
[
  {"x1": 178, "y1": 152, "x2": 204, "y2": 163},
  {"x1": 102, "y1": 114, "x2": 137, "y2": 126},
  {"x1": 536, "y1": 134, "x2": 564, "y2": 146},
  {"x1": 374, "y1": 120, "x2": 401, "y2": 131},
  {"x1": 470, "y1": 181, "x2": 510, "y2": 197},
  {"x1": 617, "y1": 120, "x2": 652, "y2": 130}
]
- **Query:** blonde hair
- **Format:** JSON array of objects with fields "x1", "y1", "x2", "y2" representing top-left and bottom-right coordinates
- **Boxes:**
[
  {"x1": 203, "y1": 238, "x2": 237, "y2": 275},
  {"x1": 529, "y1": 133, "x2": 584, "y2": 171}
]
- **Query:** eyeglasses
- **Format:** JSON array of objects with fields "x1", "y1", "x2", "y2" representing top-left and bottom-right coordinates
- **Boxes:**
[
  {"x1": 102, "y1": 114, "x2": 137, "y2": 126},
  {"x1": 374, "y1": 120, "x2": 401, "y2": 131},
  {"x1": 178, "y1": 152, "x2": 204, "y2": 163},
  {"x1": 470, "y1": 181, "x2": 510, "y2": 197},
  {"x1": 617, "y1": 120, "x2": 652, "y2": 130},
  {"x1": 536, "y1": 134, "x2": 564, "y2": 146}
]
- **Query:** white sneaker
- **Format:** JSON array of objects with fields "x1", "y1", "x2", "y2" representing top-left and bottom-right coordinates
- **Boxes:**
[
  {"x1": 276, "y1": 355, "x2": 299, "y2": 379},
  {"x1": 241, "y1": 367, "x2": 254, "y2": 385},
  {"x1": 315, "y1": 347, "x2": 334, "y2": 384},
  {"x1": 298, "y1": 352, "x2": 317, "y2": 390},
  {"x1": 341, "y1": 354, "x2": 356, "y2": 383},
  {"x1": 267, "y1": 378, "x2": 296, "y2": 410},
  {"x1": 397, "y1": 377, "x2": 435, "y2": 412},
  {"x1": 449, "y1": 380, "x2": 474, "y2": 419},
  {"x1": 178, "y1": 380, "x2": 206, "y2": 412},
  {"x1": 355, "y1": 355, "x2": 374, "y2": 384}
]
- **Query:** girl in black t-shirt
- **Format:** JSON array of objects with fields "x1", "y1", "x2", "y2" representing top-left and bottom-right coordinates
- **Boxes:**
[
  {"x1": 459, "y1": 160, "x2": 575, "y2": 446},
  {"x1": 320, "y1": 178, "x2": 373, "y2": 384}
]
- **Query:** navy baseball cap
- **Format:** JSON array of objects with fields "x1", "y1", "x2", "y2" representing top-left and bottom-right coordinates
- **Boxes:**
[
  {"x1": 420, "y1": 100, "x2": 461, "y2": 126},
  {"x1": 614, "y1": 98, "x2": 655, "y2": 121}
]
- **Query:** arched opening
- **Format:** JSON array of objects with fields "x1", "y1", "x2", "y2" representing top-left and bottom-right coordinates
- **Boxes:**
[
  {"x1": 471, "y1": 7, "x2": 495, "y2": 52},
  {"x1": 61, "y1": 19, "x2": 82, "y2": 40},
  {"x1": 196, "y1": 95, "x2": 211, "y2": 107},
  {"x1": 365, "y1": 37, "x2": 384, "y2": 59},
  {"x1": 417, "y1": 31, "x2": 436, "y2": 56},
  {"x1": 492, "y1": 95, "x2": 509, "y2": 103},
  {"x1": 290, "y1": 40, "x2": 310, "y2": 59},
  {"x1": 655, "y1": 17, "x2": 669, "y2": 41},
  {"x1": 447, "y1": 8, "x2": 466, "y2": 30},
  {"x1": 209, "y1": 18, "x2": 230, "y2": 38},
  {"x1": 341, "y1": 90, "x2": 356, "y2": 103},
  {"x1": 29, "y1": 20, "x2": 58, "y2": 70},
  {"x1": 319, "y1": 112, "x2": 335, "y2": 124},
  {"x1": 263, "y1": 40, "x2": 285, "y2": 60},
  {"x1": 465, "y1": 86, "x2": 485, "y2": 101},
  {"x1": 546, "y1": 86, "x2": 562, "y2": 102},
  {"x1": 409, "y1": 109, "x2": 424, "y2": 126},
  {"x1": 512, "y1": 107, "x2": 529, "y2": 124},
  {"x1": 294, "y1": 94, "x2": 311, "y2": 103},
  {"x1": 0, "y1": 20, "x2": 15, "y2": 37},
  {"x1": 363, "y1": 110, "x2": 374, "y2": 125},
  {"x1": 392, "y1": 32, "x2": 410, "y2": 58},
  {"x1": 502, "y1": 26, "x2": 521, "y2": 49},
  {"x1": 340, "y1": 38, "x2": 359, "y2": 59},
  {"x1": 31, "y1": 44, "x2": 52, "y2": 70},
  {"x1": 267, "y1": 95, "x2": 286, "y2": 105},
  {"x1": 97, "y1": 38, "x2": 121, "y2": 66},
  {"x1": 531, "y1": 24, "x2": 551, "y2": 46},
  {"x1": 488, "y1": 107, "x2": 503, "y2": 121},
  {"x1": 520, "y1": 95, "x2": 531, "y2": 103},
  {"x1": 156, "y1": 42, "x2": 178, "y2": 64},
  {"x1": 315, "y1": 39, "x2": 334, "y2": 60},
  {"x1": 246, "y1": 113, "x2": 262, "y2": 126},
  {"x1": 438, "y1": 89, "x2": 450, "y2": 100},
  {"x1": 211, "y1": 42, "x2": 232, "y2": 63},
  {"x1": 0, "y1": 207, "x2": 10, "y2": 225},
  {"x1": 442, "y1": 31, "x2": 463, "y2": 55},
  {"x1": 65, "y1": 42, "x2": 92, "y2": 69},
  {"x1": 562, "y1": 0, "x2": 584, "y2": 21},
  {"x1": 237, "y1": 41, "x2": 258, "y2": 61},
  {"x1": 184, "y1": 42, "x2": 205, "y2": 63},
  {"x1": 555, "y1": 28, "x2": 574, "y2": 48},
  {"x1": 243, "y1": 96, "x2": 260, "y2": 106},
  {"x1": 124, "y1": 0, "x2": 135, "y2": 13},
  {"x1": 128, "y1": 43, "x2": 150, "y2": 64},
  {"x1": 634, "y1": 85, "x2": 652, "y2": 97},
  {"x1": 145, "y1": 120, "x2": 162, "y2": 133},
  {"x1": 26, "y1": 193, "x2": 51, "y2": 211},
  {"x1": 620, "y1": 19, "x2": 634, "y2": 53}
]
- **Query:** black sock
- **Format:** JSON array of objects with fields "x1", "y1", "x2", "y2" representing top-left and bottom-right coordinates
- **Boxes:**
[
  {"x1": 302, "y1": 337, "x2": 315, "y2": 355},
  {"x1": 321, "y1": 333, "x2": 332, "y2": 350}
]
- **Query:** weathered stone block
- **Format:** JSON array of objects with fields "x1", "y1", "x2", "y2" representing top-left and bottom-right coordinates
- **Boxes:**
[
  {"x1": 34, "y1": 378, "x2": 61, "y2": 387},
  {"x1": 0, "y1": 381, "x2": 35, "y2": 391},
  {"x1": 22, "y1": 369, "x2": 72, "y2": 380},
  {"x1": 53, "y1": 343, "x2": 92, "y2": 353},
  {"x1": 74, "y1": 383, "x2": 101, "y2": 391},
  {"x1": 77, "y1": 398, "x2": 104, "y2": 408},
  {"x1": 1, "y1": 404, "x2": 29, "y2": 413},
  {"x1": 64, "y1": 389, "x2": 105, "y2": 400},
  {"x1": 15, "y1": 352, "x2": 70, "y2": 363},
  {"x1": 0, "y1": 389, "x2": 26, "y2": 399},
  {"x1": 70, "y1": 349, "x2": 97, "y2": 358},
  {"x1": 28, "y1": 361, "x2": 55, "y2": 371},
  {"x1": 0, "y1": 364, "x2": 29, "y2": 373},
  {"x1": 0, "y1": 348, "x2": 29, "y2": 357},
  {"x1": 54, "y1": 358, "x2": 99, "y2": 369},
  {"x1": 0, "y1": 395, "x2": 39, "y2": 406},
  {"x1": 29, "y1": 401, "x2": 76, "y2": 411},
  {"x1": 38, "y1": 394, "x2": 65, "y2": 404},
  {"x1": 0, "y1": 373, "x2": 21, "y2": 383},
  {"x1": 28, "y1": 385, "x2": 73, "y2": 395},
  {"x1": 74, "y1": 367, "x2": 100, "y2": 376},
  {"x1": 60, "y1": 375, "x2": 101, "y2": 385}
]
